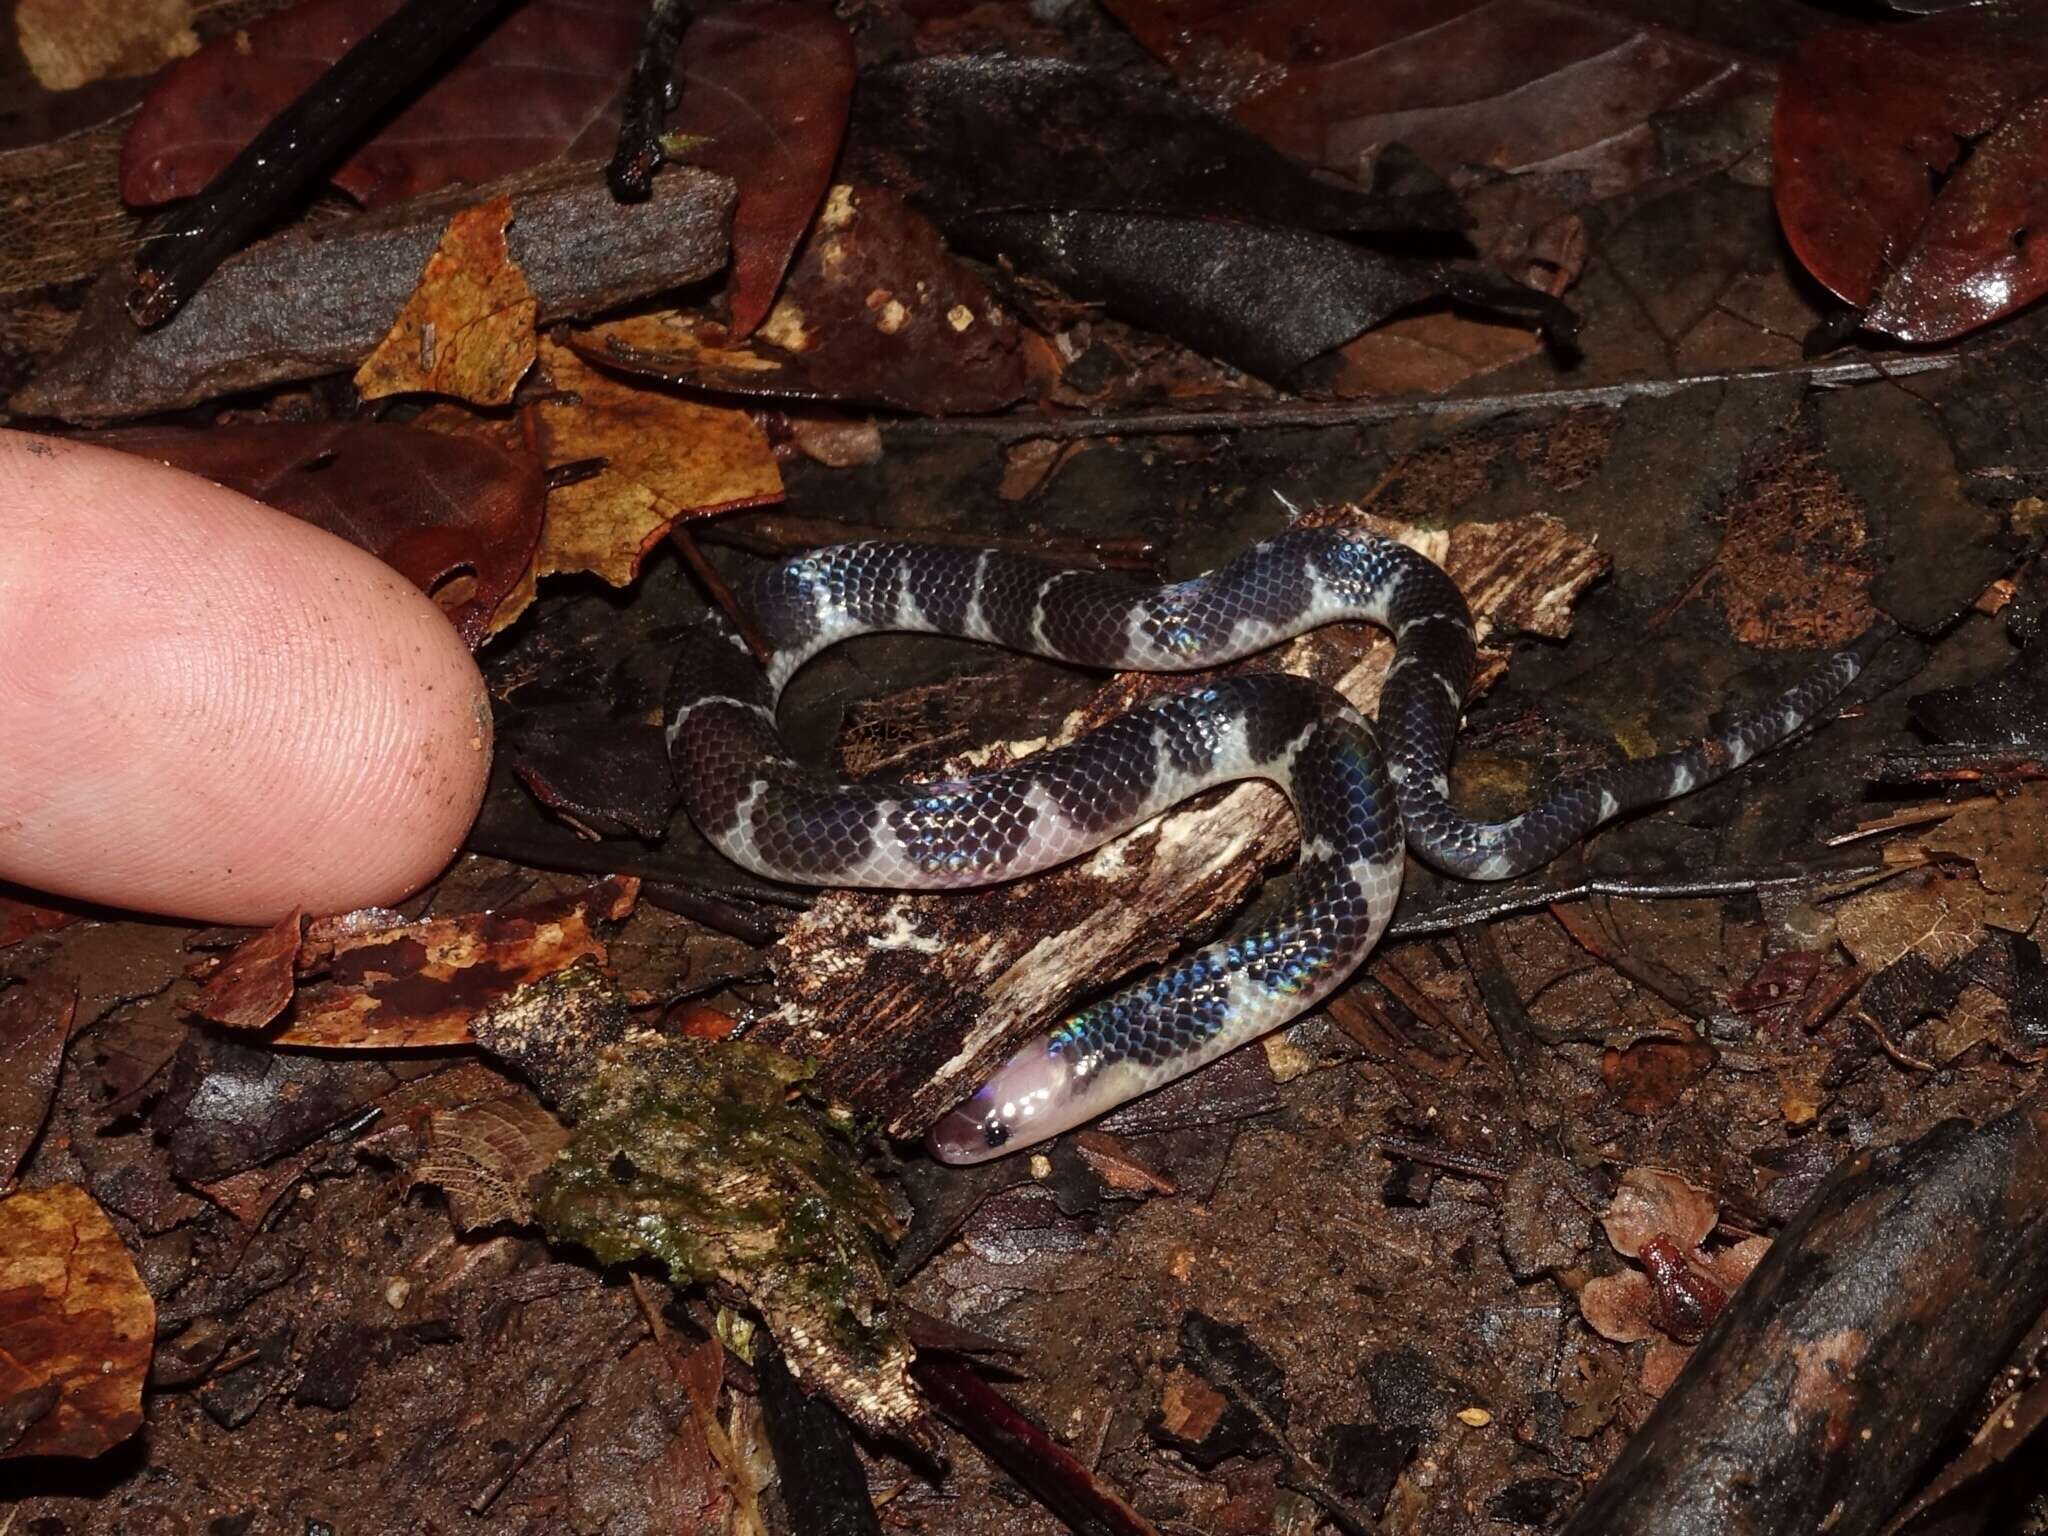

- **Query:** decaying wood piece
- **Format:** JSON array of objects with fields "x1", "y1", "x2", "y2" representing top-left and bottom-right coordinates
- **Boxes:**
[
  {"x1": 18, "y1": 160, "x2": 734, "y2": 423},
  {"x1": 750, "y1": 513, "x2": 1609, "y2": 1136},
  {"x1": 1561, "y1": 1094, "x2": 2048, "y2": 1536}
]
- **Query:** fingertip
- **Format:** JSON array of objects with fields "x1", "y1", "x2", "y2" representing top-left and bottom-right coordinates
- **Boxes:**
[{"x1": 0, "y1": 430, "x2": 493, "y2": 923}]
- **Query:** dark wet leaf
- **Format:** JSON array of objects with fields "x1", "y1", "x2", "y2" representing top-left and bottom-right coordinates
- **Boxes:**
[
  {"x1": 1103, "y1": 0, "x2": 1763, "y2": 198},
  {"x1": 1319, "y1": 1423, "x2": 1419, "y2": 1514},
  {"x1": 190, "y1": 909, "x2": 302, "y2": 1031},
  {"x1": 0, "y1": 974, "x2": 76, "y2": 1184},
  {"x1": 1911, "y1": 630, "x2": 2048, "y2": 746},
  {"x1": 504, "y1": 720, "x2": 680, "y2": 841},
  {"x1": 1774, "y1": 5, "x2": 2048, "y2": 340},
  {"x1": 958, "y1": 209, "x2": 1569, "y2": 383},
  {"x1": 577, "y1": 184, "x2": 1041, "y2": 412},
  {"x1": 670, "y1": 3, "x2": 855, "y2": 338},
  {"x1": 755, "y1": 1344, "x2": 885, "y2": 1536},
  {"x1": 89, "y1": 421, "x2": 545, "y2": 648},
  {"x1": 0, "y1": 1184, "x2": 154, "y2": 1460},
  {"x1": 1487, "y1": 1476, "x2": 1580, "y2": 1526},
  {"x1": 850, "y1": 54, "x2": 1466, "y2": 235},
  {"x1": 152, "y1": 1032, "x2": 396, "y2": 1182},
  {"x1": 0, "y1": 895, "x2": 79, "y2": 951},
  {"x1": 121, "y1": 0, "x2": 645, "y2": 209}
]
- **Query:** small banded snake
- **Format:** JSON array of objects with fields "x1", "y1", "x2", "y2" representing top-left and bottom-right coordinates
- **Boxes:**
[{"x1": 667, "y1": 520, "x2": 1886, "y2": 1163}]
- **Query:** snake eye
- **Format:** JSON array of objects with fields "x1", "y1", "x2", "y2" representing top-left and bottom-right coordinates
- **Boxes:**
[{"x1": 983, "y1": 1122, "x2": 1009, "y2": 1149}]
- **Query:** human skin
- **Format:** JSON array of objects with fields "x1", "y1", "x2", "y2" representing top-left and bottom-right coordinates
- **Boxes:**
[{"x1": 0, "y1": 429, "x2": 492, "y2": 923}]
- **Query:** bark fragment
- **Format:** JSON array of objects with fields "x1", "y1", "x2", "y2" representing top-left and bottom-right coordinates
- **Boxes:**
[{"x1": 18, "y1": 161, "x2": 733, "y2": 422}]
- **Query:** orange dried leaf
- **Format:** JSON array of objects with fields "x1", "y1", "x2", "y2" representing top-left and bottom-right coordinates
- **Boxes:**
[
  {"x1": 491, "y1": 339, "x2": 782, "y2": 630},
  {"x1": 273, "y1": 876, "x2": 639, "y2": 1048},
  {"x1": 355, "y1": 195, "x2": 538, "y2": 406},
  {"x1": 0, "y1": 1184, "x2": 154, "y2": 1459},
  {"x1": 190, "y1": 908, "x2": 302, "y2": 1029}
]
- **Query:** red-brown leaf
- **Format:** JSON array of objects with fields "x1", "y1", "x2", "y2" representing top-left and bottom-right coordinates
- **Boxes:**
[
  {"x1": 276, "y1": 875, "x2": 639, "y2": 1048},
  {"x1": 121, "y1": 0, "x2": 644, "y2": 210},
  {"x1": 1102, "y1": 0, "x2": 1760, "y2": 200},
  {"x1": 575, "y1": 184, "x2": 1040, "y2": 413},
  {"x1": 1773, "y1": 5, "x2": 2048, "y2": 337},
  {"x1": 88, "y1": 421, "x2": 546, "y2": 648},
  {"x1": 191, "y1": 909, "x2": 303, "y2": 1031},
  {"x1": 0, "y1": 895, "x2": 79, "y2": 951},
  {"x1": 670, "y1": 3, "x2": 855, "y2": 338}
]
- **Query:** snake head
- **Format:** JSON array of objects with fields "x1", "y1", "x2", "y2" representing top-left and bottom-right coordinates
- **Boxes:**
[{"x1": 926, "y1": 1034, "x2": 1073, "y2": 1165}]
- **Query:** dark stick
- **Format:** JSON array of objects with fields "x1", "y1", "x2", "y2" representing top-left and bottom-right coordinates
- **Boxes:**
[
  {"x1": 911, "y1": 1352, "x2": 1164, "y2": 1536},
  {"x1": 1560, "y1": 1095, "x2": 2048, "y2": 1536},
  {"x1": 754, "y1": 1343, "x2": 884, "y2": 1536},
  {"x1": 1869, "y1": 747, "x2": 2048, "y2": 785},
  {"x1": 608, "y1": 0, "x2": 692, "y2": 201},
  {"x1": 700, "y1": 512, "x2": 1164, "y2": 577},
  {"x1": 128, "y1": 0, "x2": 524, "y2": 327}
]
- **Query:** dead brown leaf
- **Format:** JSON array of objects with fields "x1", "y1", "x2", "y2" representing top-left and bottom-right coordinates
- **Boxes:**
[
  {"x1": 412, "y1": 1092, "x2": 570, "y2": 1231},
  {"x1": 1600, "y1": 1038, "x2": 1717, "y2": 1117},
  {"x1": 1923, "y1": 982, "x2": 2009, "y2": 1064},
  {"x1": 189, "y1": 909, "x2": 302, "y2": 1030},
  {"x1": 273, "y1": 876, "x2": 640, "y2": 1048},
  {"x1": 1320, "y1": 312, "x2": 1542, "y2": 398},
  {"x1": 15, "y1": 0, "x2": 195, "y2": 90},
  {"x1": 0, "y1": 1183, "x2": 154, "y2": 1459},
  {"x1": 489, "y1": 340, "x2": 783, "y2": 630},
  {"x1": 0, "y1": 976, "x2": 77, "y2": 1186},
  {"x1": 1918, "y1": 787, "x2": 2048, "y2": 933},
  {"x1": 1835, "y1": 872, "x2": 1986, "y2": 973},
  {"x1": 355, "y1": 195, "x2": 538, "y2": 405},
  {"x1": 1600, "y1": 1167, "x2": 1718, "y2": 1258}
]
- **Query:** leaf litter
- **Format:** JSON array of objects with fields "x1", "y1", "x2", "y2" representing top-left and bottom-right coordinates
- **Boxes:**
[{"x1": 12, "y1": 0, "x2": 2048, "y2": 1531}]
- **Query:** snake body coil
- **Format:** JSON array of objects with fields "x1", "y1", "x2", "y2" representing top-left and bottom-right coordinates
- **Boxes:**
[{"x1": 667, "y1": 525, "x2": 1884, "y2": 1163}]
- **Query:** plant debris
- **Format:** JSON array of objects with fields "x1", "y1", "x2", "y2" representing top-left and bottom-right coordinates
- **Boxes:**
[
  {"x1": 355, "y1": 195, "x2": 537, "y2": 405},
  {"x1": 0, "y1": 1183, "x2": 154, "y2": 1459},
  {"x1": 531, "y1": 1019, "x2": 918, "y2": 1437}
]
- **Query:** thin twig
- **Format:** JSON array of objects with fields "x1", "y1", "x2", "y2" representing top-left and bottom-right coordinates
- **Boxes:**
[
  {"x1": 129, "y1": 0, "x2": 521, "y2": 326},
  {"x1": 671, "y1": 523, "x2": 773, "y2": 663},
  {"x1": 608, "y1": 0, "x2": 692, "y2": 201},
  {"x1": 701, "y1": 512, "x2": 1163, "y2": 576},
  {"x1": 1384, "y1": 851, "x2": 1888, "y2": 939},
  {"x1": 875, "y1": 355, "x2": 1963, "y2": 445}
]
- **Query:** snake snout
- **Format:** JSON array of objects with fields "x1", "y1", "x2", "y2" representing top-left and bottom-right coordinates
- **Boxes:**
[{"x1": 927, "y1": 1089, "x2": 1007, "y2": 1165}]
